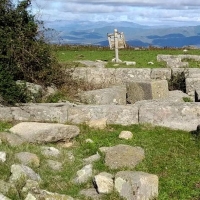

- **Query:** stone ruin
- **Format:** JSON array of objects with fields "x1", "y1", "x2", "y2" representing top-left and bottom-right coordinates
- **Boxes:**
[
  {"x1": 0, "y1": 54, "x2": 200, "y2": 199},
  {"x1": 1, "y1": 55, "x2": 200, "y2": 131}
]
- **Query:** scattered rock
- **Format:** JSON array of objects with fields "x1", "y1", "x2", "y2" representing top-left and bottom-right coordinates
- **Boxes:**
[
  {"x1": 80, "y1": 188, "x2": 104, "y2": 200},
  {"x1": 21, "y1": 180, "x2": 40, "y2": 198},
  {"x1": 73, "y1": 164, "x2": 93, "y2": 184},
  {"x1": 93, "y1": 172, "x2": 114, "y2": 194},
  {"x1": 67, "y1": 151, "x2": 75, "y2": 162},
  {"x1": 41, "y1": 146, "x2": 61, "y2": 158},
  {"x1": 0, "y1": 132, "x2": 25, "y2": 147},
  {"x1": 25, "y1": 190, "x2": 74, "y2": 200},
  {"x1": 15, "y1": 152, "x2": 40, "y2": 167},
  {"x1": 119, "y1": 131, "x2": 133, "y2": 140},
  {"x1": 85, "y1": 138, "x2": 94, "y2": 143},
  {"x1": 124, "y1": 61, "x2": 136, "y2": 66},
  {"x1": 9, "y1": 164, "x2": 41, "y2": 187},
  {"x1": 99, "y1": 146, "x2": 111, "y2": 153},
  {"x1": 87, "y1": 118, "x2": 107, "y2": 129},
  {"x1": 0, "y1": 151, "x2": 6, "y2": 162},
  {"x1": 46, "y1": 160, "x2": 62, "y2": 171},
  {"x1": 105, "y1": 144, "x2": 145, "y2": 169},
  {"x1": 83, "y1": 152, "x2": 101, "y2": 164},
  {"x1": 0, "y1": 180, "x2": 19, "y2": 198},
  {"x1": 115, "y1": 171, "x2": 158, "y2": 200},
  {"x1": 58, "y1": 141, "x2": 73, "y2": 148}
]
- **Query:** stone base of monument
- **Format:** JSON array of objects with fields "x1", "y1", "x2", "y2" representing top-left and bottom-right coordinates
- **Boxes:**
[{"x1": 126, "y1": 80, "x2": 169, "y2": 104}]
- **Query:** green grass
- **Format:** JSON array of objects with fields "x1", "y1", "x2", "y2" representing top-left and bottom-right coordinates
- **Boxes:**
[
  {"x1": 55, "y1": 47, "x2": 200, "y2": 68},
  {"x1": 0, "y1": 121, "x2": 199, "y2": 199}
]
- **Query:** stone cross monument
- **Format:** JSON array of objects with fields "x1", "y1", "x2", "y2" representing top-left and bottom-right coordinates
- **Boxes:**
[{"x1": 107, "y1": 29, "x2": 126, "y2": 63}]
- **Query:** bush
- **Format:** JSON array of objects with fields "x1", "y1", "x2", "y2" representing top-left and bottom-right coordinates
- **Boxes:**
[
  {"x1": 168, "y1": 71, "x2": 186, "y2": 92},
  {"x1": 0, "y1": 0, "x2": 65, "y2": 105},
  {"x1": 0, "y1": 63, "x2": 27, "y2": 105}
]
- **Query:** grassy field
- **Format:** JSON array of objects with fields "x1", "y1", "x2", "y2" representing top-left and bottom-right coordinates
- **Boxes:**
[
  {"x1": 0, "y1": 121, "x2": 200, "y2": 199},
  {"x1": 55, "y1": 46, "x2": 200, "y2": 68}
]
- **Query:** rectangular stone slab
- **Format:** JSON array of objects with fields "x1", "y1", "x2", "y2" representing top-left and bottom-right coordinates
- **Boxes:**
[
  {"x1": 126, "y1": 80, "x2": 169, "y2": 104},
  {"x1": 139, "y1": 102, "x2": 200, "y2": 131},
  {"x1": 68, "y1": 105, "x2": 139, "y2": 125}
]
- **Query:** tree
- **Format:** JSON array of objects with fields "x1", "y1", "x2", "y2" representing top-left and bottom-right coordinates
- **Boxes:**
[{"x1": 0, "y1": 0, "x2": 64, "y2": 105}]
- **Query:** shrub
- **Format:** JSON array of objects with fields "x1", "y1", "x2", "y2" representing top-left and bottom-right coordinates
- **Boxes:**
[
  {"x1": 0, "y1": 63, "x2": 27, "y2": 105},
  {"x1": 168, "y1": 71, "x2": 186, "y2": 92},
  {"x1": 0, "y1": 0, "x2": 65, "y2": 105}
]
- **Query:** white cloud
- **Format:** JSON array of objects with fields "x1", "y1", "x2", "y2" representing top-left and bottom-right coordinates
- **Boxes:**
[{"x1": 30, "y1": 0, "x2": 200, "y2": 26}]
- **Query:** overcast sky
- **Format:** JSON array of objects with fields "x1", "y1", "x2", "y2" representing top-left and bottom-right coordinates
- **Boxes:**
[{"x1": 29, "y1": 0, "x2": 200, "y2": 26}]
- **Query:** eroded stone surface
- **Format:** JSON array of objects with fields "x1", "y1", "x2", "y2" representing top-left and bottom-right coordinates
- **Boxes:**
[
  {"x1": 105, "y1": 144, "x2": 145, "y2": 169},
  {"x1": 9, "y1": 122, "x2": 80, "y2": 143},
  {"x1": 115, "y1": 171, "x2": 158, "y2": 200},
  {"x1": 68, "y1": 105, "x2": 139, "y2": 126},
  {"x1": 139, "y1": 101, "x2": 200, "y2": 131}
]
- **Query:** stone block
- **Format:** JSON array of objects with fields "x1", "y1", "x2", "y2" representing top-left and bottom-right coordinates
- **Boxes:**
[
  {"x1": 86, "y1": 68, "x2": 116, "y2": 86},
  {"x1": 93, "y1": 172, "x2": 114, "y2": 194},
  {"x1": 188, "y1": 68, "x2": 200, "y2": 78},
  {"x1": 139, "y1": 101, "x2": 200, "y2": 131},
  {"x1": 151, "y1": 68, "x2": 171, "y2": 80},
  {"x1": 115, "y1": 68, "x2": 151, "y2": 84},
  {"x1": 79, "y1": 86, "x2": 126, "y2": 105},
  {"x1": 12, "y1": 103, "x2": 70, "y2": 123},
  {"x1": 126, "y1": 80, "x2": 169, "y2": 104},
  {"x1": 68, "y1": 105, "x2": 139, "y2": 126},
  {"x1": 115, "y1": 171, "x2": 158, "y2": 200},
  {"x1": 9, "y1": 122, "x2": 80, "y2": 143},
  {"x1": 186, "y1": 77, "x2": 200, "y2": 96},
  {"x1": 0, "y1": 107, "x2": 13, "y2": 121},
  {"x1": 105, "y1": 144, "x2": 145, "y2": 169},
  {"x1": 195, "y1": 89, "x2": 200, "y2": 102}
]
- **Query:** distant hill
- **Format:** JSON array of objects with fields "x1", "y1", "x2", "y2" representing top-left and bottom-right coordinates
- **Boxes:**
[{"x1": 44, "y1": 20, "x2": 200, "y2": 48}]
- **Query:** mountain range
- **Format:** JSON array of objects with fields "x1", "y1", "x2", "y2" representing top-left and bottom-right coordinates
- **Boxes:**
[{"x1": 44, "y1": 20, "x2": 200, "y2": 48}]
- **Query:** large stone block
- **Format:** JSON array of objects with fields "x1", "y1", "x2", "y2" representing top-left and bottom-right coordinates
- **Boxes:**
[
  {"x1": 9, "y1": 122, "x2": 80, "y2": 143},
  {"x1": 186, "y1": 77, "x2": 200, "y2": 96},
  {"x1": 115, "y1": 68, "x2": 151, "y2": 84},
  {"x1": 188, "y1": 68, "x2": 200, "y2": 78},
  {"x1": 105, "y1": 144, "x2": 145, "y2": 169},
  {"x1": 126, "y1": 80, "x2": 169, "y2": 104},
  {"x1": 86, "y1": 68, "x2": 116, "y2": 86},
  {"x1": 151, "y1": 68, "x2": 171, "y2": 80},
  {"x1": 139, "y1": 102, "x2": 200, "y2": 131},
  {"x1": 68, "y1": 105, "x2": 139, "y2": 126},
  {"x1": 115, "y1": 171, "x2": 158, "y2": 200},
  {"x1": 79, "y1": 86, "x2": 126, "y2": 105},
  {"x1": 11, "y1": 103, "x2": 70, "y2": 123},
  {"x1": 0, "y1": 107, "x2": 13, "y2": 121}
]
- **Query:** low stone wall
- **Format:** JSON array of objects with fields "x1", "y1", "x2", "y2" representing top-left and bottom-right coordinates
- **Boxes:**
[
  {"x1": 138, "y1": 101, "x2": 200, "y2": 131},
  {"x1": 68, "y1": 67, "x2": 200, "y2": 99},
  {"x1": 1, "y1": 101, "x2": 200, "y2": 131}
]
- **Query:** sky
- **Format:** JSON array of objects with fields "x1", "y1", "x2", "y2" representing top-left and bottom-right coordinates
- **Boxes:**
[{"x1": 26, "y1": 0, "x2": 200, "y2": 26}]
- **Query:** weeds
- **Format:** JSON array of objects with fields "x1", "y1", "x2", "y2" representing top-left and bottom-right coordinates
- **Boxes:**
[
  {"x1": 55, "y1": 47, "x2": 200, "y2": 68},
  {"x1": 0, "y1": 122, "x2": 199, "y2": 199}
]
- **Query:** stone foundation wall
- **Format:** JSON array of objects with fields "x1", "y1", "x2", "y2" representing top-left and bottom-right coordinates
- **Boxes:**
[{"x1": 1, "y1": 102, "x2": 200, "y2": 131}]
